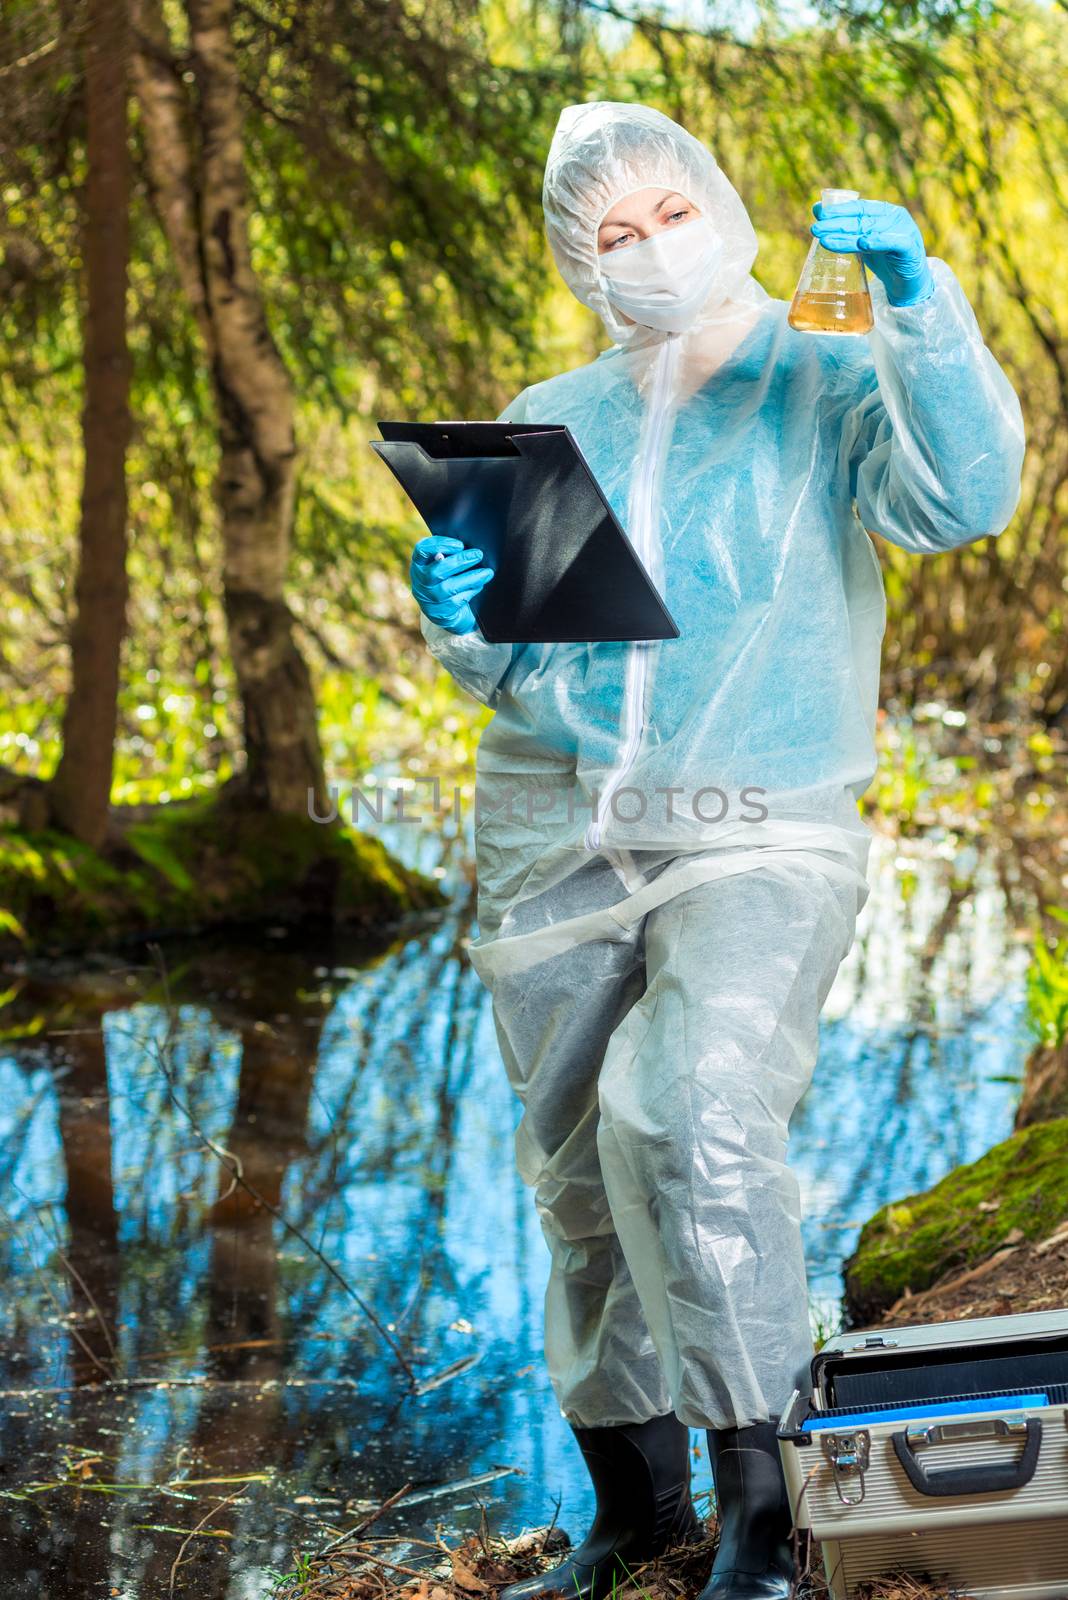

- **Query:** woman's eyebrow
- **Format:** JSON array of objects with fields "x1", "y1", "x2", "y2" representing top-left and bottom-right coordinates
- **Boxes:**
[{"x1": 598, "y1": 192, "x2": 689, "y2": 235}]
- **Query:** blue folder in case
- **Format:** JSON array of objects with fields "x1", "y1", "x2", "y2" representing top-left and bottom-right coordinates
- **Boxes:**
[{"x1": 801, "y1": 1392, "x2": 1049, "y2": 1431}]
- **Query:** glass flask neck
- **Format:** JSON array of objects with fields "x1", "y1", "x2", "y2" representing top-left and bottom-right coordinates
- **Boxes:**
[{"x1": 821, "y1": 187, "x2": 859, "y2": 205}]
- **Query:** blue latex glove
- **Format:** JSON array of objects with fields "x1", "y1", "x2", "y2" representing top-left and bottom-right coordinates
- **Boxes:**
[
  {"x1": 812, "y1": 197, "x2": 935, "y2": 308},
  {"x1": 410, "y1": 534, "x2": 494, "y2": 635}
]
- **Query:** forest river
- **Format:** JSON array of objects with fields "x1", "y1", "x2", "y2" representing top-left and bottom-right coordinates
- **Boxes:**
[{"x1": 0, "y1": 810, "x2": 1036, "y2": 1597}]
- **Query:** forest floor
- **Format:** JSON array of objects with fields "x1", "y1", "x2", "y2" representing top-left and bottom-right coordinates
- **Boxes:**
[{"x1": 272, "y1": 1508, "x2": 968, "y2": 1600}]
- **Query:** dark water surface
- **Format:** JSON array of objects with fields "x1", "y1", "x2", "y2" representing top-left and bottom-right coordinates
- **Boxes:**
[{"x1": 0, "y1": 821, "x2": 1034, "y2": 1597}]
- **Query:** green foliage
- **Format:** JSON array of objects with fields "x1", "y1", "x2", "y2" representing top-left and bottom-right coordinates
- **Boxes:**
[
  {"x1": 1026, "y1": 907, "x2": 1068, "y2": 1050},
  {"x1": 865, "y1": 723, "x2": 932, "y2": 823},
  {"x1": 3, "y1": 0, "x2": 1068, "y2": 821},
  {"x1": 860, "y1": 710, "x2": 1010, "y2": 835},
  {"x1": 810, "y1": 1298, "x2": 844, "y2": 1353},
  {"x1": 0, "y1": 0, "x2": 574, "y2": 795},
  {"x1": 843, "y1": 1117, "x2": 1068, "y2": 1322}
]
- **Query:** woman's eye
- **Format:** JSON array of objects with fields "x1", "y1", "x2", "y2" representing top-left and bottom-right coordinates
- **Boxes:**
[{"x1": 667, "y1": 209, "x2": 691, "y2": 223}]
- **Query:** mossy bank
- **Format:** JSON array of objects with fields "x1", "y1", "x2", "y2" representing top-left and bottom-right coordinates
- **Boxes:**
[
  {"x1": 843, "y1": 1117, "x2": 1068, "y2": 1324},
  {"x1": 0, "y1": 795, "x2": 445, "y2": 958}
]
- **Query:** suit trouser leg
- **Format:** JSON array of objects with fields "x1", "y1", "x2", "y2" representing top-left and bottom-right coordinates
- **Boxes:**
[
  {"x1": 486, "y1": 855, "x2": 673, "y2": 1427},
  {"x1": 595, "y1": 862, "x2": 858, "y2": 1430}
]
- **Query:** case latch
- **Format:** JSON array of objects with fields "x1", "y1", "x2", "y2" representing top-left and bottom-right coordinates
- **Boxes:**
[{"x1": 821, "y1": 1428, "x2": 871, "y2": 1505}]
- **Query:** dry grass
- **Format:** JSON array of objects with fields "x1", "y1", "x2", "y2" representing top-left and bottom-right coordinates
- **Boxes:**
[
  {"x1": 851, "y1": 1581, "x2": 977, "y2": 1599},
  {"x1": 270, "y1": 1515, "x2": 975, "y2": 1600}
]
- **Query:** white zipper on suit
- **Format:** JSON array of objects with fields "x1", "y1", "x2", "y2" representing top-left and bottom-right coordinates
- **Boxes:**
[{"x1": 585, "y1": 333, "x2": 679, "y2": 852}]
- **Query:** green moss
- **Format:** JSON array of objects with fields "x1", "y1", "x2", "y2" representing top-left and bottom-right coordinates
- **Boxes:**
[
  {"x1": 0, "y1": 799, "x2": 444, "y2": 957},
  {"x1": 842, "y1": 1118, "x2": 1068, "y2": 1324},
  {"x1": 0, "y1": 828, "x2": 161, "y2": 950}
]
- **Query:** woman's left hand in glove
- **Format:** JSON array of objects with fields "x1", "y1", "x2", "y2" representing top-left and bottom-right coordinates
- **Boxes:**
[{"x1": 811, "y1": 196, "x2": 935, "y2": 308}]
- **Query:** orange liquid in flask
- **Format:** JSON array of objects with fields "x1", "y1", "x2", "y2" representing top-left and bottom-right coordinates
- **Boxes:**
[{"x1": 787, "y1": 187, "x2": 874, "y2": 336}]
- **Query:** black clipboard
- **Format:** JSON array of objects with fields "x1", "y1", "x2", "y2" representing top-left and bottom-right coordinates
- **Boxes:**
[{"x1": 371, "y1": 421, "x2": 680, "y2": 645}]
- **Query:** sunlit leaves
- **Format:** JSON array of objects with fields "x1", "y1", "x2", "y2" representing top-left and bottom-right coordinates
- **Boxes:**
[{"x1": 1026, "y1": 907, "x2": 1068, "y2": 1049}]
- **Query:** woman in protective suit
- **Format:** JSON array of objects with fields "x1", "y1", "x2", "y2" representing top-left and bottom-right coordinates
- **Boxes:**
[{"x1": 408, "y1": 102, "x2": 1025, "y2": 1599}]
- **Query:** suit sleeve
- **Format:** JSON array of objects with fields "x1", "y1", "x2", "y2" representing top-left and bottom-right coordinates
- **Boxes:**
[
  {"x1": 839, "y1": 258, "x2": 1025, "y2": 553},
  {"x1": 416, "y1": 386, "x2": 531, "y2": 708}
]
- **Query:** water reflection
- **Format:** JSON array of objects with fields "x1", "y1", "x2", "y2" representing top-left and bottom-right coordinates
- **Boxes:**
[{"x1": 0, "y1": 825, "x2": 1033, "y2": 1596}]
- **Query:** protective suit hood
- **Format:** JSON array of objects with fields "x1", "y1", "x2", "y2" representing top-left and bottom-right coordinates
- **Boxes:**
[{"x1": 542, "y1": 100, "x2": 768, "y2": 345}]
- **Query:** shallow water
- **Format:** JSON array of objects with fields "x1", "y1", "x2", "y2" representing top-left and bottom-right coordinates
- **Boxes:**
[{"x1": 0, "y1": 821, "x2": 1034, "y2": 1597}]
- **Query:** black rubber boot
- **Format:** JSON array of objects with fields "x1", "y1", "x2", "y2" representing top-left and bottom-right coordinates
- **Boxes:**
[
  {"x1": 501, "y1": 1412, "x2": 702, "y2": 1600},
  {"x1": 697, "y1": 1421, "x2": 795, "y2": 1599}
]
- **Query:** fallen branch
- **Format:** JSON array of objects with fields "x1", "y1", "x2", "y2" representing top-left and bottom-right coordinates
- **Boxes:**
[
  {"x1": 169, "y1": 1486, "x2": 245, "y2": 1596},
  {"x1": 316, "y1": 1483, "x2": 415, "y2": 1559}
]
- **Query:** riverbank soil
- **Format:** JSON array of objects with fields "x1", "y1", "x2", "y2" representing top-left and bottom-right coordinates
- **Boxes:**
[{"x1": 873, "y1": 1220, "x2": 1068, "y2": 1325}]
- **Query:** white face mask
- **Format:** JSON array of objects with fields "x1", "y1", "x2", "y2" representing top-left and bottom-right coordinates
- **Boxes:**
[{"x1": 598, "y1": 215, "x2": 724, "y2": 333}]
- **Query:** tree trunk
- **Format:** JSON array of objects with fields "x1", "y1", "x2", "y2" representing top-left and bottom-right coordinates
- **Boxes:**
[
  {"x1": 1015, "y1": 1041, "x2": 1068, "y2": 1130},
  {"x1": 49, "y1": 0, "x2": 132, "y2": 847},
  {"x1": 132, "y1": 0, "x2": 328, "y2": 818}
]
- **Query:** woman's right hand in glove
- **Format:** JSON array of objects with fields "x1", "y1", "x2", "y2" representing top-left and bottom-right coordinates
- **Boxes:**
[{"x1": 409, "y1": 535, "x2": 495, "y2": 635}]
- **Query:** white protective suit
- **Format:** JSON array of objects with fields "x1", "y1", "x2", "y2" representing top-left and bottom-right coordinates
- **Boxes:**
[{"x1": 419, "y1": 102, "x2": 1026, "y2": 1429}]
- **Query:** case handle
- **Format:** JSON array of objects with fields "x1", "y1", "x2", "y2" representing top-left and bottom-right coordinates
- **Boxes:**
[{"x1": 891, "y1": 1416, "x2": 1042, "y2": 1498}]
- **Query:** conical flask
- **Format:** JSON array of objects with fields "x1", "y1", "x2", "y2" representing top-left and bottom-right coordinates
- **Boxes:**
[{"x1": 787, "y1": 187, "x2": 874, "y2": 335}]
